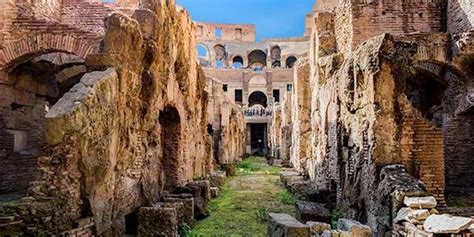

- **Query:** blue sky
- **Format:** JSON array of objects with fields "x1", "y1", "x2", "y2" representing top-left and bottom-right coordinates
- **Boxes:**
[{"x1": 176, "y1": 0, "x2": 314, "y2": 41}]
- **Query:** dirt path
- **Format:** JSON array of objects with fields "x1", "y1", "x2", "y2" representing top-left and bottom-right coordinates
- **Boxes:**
[{"x1": 189, "y1": 157, "x2": 295, "y2": 236}]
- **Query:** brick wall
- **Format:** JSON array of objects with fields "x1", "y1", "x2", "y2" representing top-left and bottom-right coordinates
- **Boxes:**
[
  {"x1": 444, "y1": 114, "x2": 474, "y2": 189},
  {"x1": 0, "y1": 153, "x2": 40, "y2": 194},
  {"x1": 401, "y1": 110, "x2": 446, "y2": 204},
  {"x1": 336, "y1": 0, "x2": 446, "y2": 53},
  {"x1": 447, "y1": 0, "x2": 474, "y2": 35}
]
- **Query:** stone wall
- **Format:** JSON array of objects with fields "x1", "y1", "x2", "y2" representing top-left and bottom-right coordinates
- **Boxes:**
[
  {"x1": 290, "y1": 58, "x2": 311, "y2": 172},
  {"x1": 0, "y1": 1, "x2": 216, "y2": 235},
  {"x1": 206, "y1": 78, "x2": 246, "y2": 166},
  {"x1": 445, "y1": 114, "x2": 474, "y2": 190},
  {"x1": 335, "y1": 0, "x2": 446, "y2": 54},
  {"x1": 290, "y1": 27, "x2": 473, "y2": 233}
]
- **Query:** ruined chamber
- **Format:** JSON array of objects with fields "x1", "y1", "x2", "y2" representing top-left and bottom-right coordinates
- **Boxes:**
[{"x1": 0, "y1": 0, "x2": 220, "y2": 235}]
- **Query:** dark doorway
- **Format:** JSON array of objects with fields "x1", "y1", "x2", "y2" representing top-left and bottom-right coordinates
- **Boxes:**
[
  {"x1": 124, "y1": 210, "x2": 139, "y2": 236},
  {"x1": 159, "y1": 106, "x2": 181, "y2": 191},
  {"x1": 250, "y1": 123, "x2": 267, "y2": 156}
]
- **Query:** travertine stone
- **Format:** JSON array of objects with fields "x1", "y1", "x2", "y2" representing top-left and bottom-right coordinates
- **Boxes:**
[
  {"x1": 403, "y1": 197, "x2": 437, "y2": 209},
  {"x1": 268, "y1": 213, "x2": 311, "y2": 237},
  {"x1": 306, "y1": 221, "x2": 330, "y2": 234},
  {"x1": 423, "y1": 215, "x2": 473, "y2": 234}
]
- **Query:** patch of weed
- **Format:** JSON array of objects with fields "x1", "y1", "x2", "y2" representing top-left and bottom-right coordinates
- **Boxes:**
[{"x1": 277, "y1": 190, "x2": 296, "y2": 205}]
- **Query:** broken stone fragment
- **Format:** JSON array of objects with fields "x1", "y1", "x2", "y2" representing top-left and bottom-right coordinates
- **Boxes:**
[
  {"x1": 423, "y1": 214, "x2": 473, "y2": 234},
  {"x1": 209, "y1": 171, "x2": 226, "y2": 188},
  {"x1": 394, "y1": 207, "x2": 430, "y2": 223},
  {"x1": 295, "y1": 201, "x2": 331, "y2": 224},
  {"x1": 403, "y1": 196, "x2": 437, "y2": 209},
  {"x1": 337, "y1": 219, "x2": 372, "y2": 237},
  {"x1": 210, "y1": 187, "x2": 219, "y2": 198},
  {"x1": 306, "y1": 221, "x2": 331, "y2": 234},
  {"x1": 268, "y1": 213, "x2": 311, "y2": 237}
]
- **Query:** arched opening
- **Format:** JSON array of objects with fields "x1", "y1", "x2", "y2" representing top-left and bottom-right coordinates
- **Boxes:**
[
  {"x1": 0, "y1": 52, "x2": 87, "y2": 199},
  {"x1": 232, "y1": 56, "x2": 244, "y2": 69},
  {"x1": 271, "y1": 46, "x2": 281, "y2": 68},
  {"x1": 248, "y1": 50, "x2": 267, "y2": 71},
  {"x1": 286, "y1": 56, "x2": 297, "y2": 68},
  {"x1": 248, "y1": 91, "x2": 268, "y2": 108},
  {"x1": 405, "y1": 72, "x2": 446, "y2": 122},
  {"x1": 197, "y1": 44, "x2": 208, "y2": 58},
  {"x1": 214, "y1": 44, "x2": 227, "y2": 69},
  {"x1": 159, "y1": 106, "x2": 181, "y2": 191}
]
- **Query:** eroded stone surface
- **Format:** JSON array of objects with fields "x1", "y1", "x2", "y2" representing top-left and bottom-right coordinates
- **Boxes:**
[
  {"x1": 423, "y1": 215, "x2": 473, "y2": 234},
  {"x1": 403, "y1": 197, "x2": 437, "y2": 209},
  {"x1": 268, "y1": 213, "x2": 311, "y2": 237}
]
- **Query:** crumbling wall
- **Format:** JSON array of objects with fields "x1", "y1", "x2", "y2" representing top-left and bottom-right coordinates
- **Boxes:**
[
  {"x1": 335, "y1": 0, "x2": 446, "y2": 54},
  {"x1": 290, "y1": 58, "x2": 311, "y2": 173},
  {"x1": 1, "y1": 1, "x2": 213, "y2": 235},
  {"x1": 307, "y1": 33, "x2": 457, "y2": 233},
  {"x1": 206, "y1": 78, "x2": 246, "y2": 166},
  {"x1": 269, "y1": 104, "x2": 282, "y2": 159}
]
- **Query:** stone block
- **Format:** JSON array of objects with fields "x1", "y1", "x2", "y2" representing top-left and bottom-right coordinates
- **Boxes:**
[
  {"x1": 403, "y1": 196, "x2": 437, "y2": 209},
  {"x1": 210, "y1": 187, "x2": 219, "y2": 198},
  {"x1": 161, "y1": 197, "x2": 195, "y2": 227},
  {"x1": 295, "y1": 201, "x2": 331, "y2": 224},
  {"x1": 175, "y1": 184, "x2": 209, "y2": 220},
  {"x1": 337, "y1": 219, "x2": 371, "y2": 237},
  {"x1": 268, "y1": 213, "x2": 311, "y2": 237},
  {"x1": 209, "y1": 171, "x2": 226, "y2": 187},
  {"x1": 306, "y1": 221, "x2": 331, "y2": 235},
  {"x1": 394, "y1": 207, "x2": 430, "y2": 224},
  {"x1": 423, "y1": 214, "x2": 473, "y2": 234},
  {"x1": 137, "y1": 207, "x2": 178, "y2": 237}
]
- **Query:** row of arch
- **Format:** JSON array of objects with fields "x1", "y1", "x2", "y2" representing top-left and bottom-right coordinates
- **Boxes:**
[{"x1": 197, "y1": 44, "x2": 298, "y2": 70}]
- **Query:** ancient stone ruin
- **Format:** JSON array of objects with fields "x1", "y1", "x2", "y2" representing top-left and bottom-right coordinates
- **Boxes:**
[{"x1": 0, "y1": 0, "x2": 473, "y2": 236}]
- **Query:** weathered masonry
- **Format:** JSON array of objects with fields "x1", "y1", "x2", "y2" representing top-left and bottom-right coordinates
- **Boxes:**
[
  {"x1": 0, "y1": 0, "x2": 244, "y2": 235},
  {"x1": 195, "y1": 20, "x2": 311, "y2": 156},
  {"x1": 269, "y1": 0, "x2": 474, "y2": 235}
]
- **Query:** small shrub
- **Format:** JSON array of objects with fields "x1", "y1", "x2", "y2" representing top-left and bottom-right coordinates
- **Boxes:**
[
  {"x1": 331, "y1": 209, "x2": 342, "y2": 229},
  {"x1": 277, "y1": 190, "x2": 296, "y2": 205}
]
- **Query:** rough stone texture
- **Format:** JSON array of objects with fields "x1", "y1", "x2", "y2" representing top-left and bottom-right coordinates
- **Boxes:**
[
  {"x1": 138, "y1": 207, "x2": 178, "y2": 237},
  {"x1": 206, "y1": 78, "x2": 246, "y2": 166},
  {"x1": 394, "y1": 207, "x2": 430, "y2": 224},
  {"x1": 268, "y1": 213, "x2": 311, "y2": 237},
  {"x1": 337, "y1": 219, "x2": 371, "y2": 237},
  {"x1": 162, "y1": 196, "x2": 194, "y2": 227},
  {"x1": 423, "y1": 215, "x2": 473, "y2": 234},
  {"x1": 403, "y1": 196, "x2": 437, "y2": 209},
  {"x1": 306, "y1": 221, "x2": 331, "y2": 235},
  {"x1": 295, "y1": 201, "x2": 331, "y2": 224},
  {"x1": 210, "y1": 187, "x2": 219, "y2": 198},
  {"x1": 290, "y1": 58, "x2": 311, "y2": 173},
  {"x1": 0, "y1": 0, "x2": 227, "y2": 235}
]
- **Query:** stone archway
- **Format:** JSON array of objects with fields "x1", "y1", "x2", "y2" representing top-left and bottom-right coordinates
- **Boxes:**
[
  {"x1": 159, "y1": 106, "x2": 182, "y2": 191},
  {"x1": 0, "y1": 33, "x2": 98, "y2": 70},
  {"x1": 248, "y1": 91, "x2": 268, "y2": 108}
]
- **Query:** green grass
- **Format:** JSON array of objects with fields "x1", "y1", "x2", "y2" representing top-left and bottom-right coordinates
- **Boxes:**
[
  {"x1": 236, "y1": 156, "x2": 281, "y2": 175},
  {"x1": 187, "y1": 157, "x2": 294, "y2": 236},
  {"x1": 277, "y1": 190, "x2": 297, "y2": 205}
]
